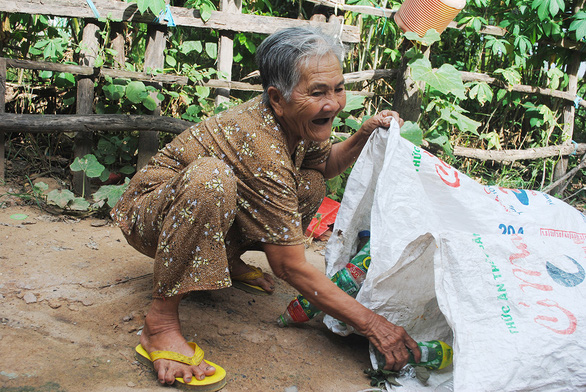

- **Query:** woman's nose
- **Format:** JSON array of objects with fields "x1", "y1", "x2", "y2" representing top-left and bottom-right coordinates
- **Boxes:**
[{"x1": 323, "y1": 93, "x2": 342, "y2": 112}]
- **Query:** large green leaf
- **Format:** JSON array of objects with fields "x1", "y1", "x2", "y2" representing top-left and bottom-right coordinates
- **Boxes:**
[
  {"x1": 404, "y1": 29, "x2": 440, "y2": 46},
  {"x1": 569, "y1": 11, "x2": 586, "y2": 41},
  {"x1": 400, "y1": 121, "x2": 423, "y2": 145},
  {"x1": 55, "y1": 72, "x2": 75, "y2": 88},
  {"x1": 69, "y1": 197, "x2": 91, "y2": 211},
  {"x1": 142, "y1": 95, "x2": 158, "y2": 111},
  {"x1": 135, "y1": 0, "x2": 165, "y2": 15},
  {"x1": 93, "y1": 179, "x2": 130, "y2": 208},
  {"x1": 450, "y1": 111, "x2": 481, "y2": 135},
  {"x1": 70, "y1": 154, "x2": 105, "y2": 178},
  {"x1": 531, "y1": 0, "x2": 564, "y2": 20},
  {"x1": 47, "y1": 189, "x2": 75, "y2": 208},
  {"x1": 410, "y1": 58, "x2": 465, "y2": 99},
  {"x1": 468, "y1": 82, "x2": 493, "y2": 106},
  {"x1": 125, "y1": 81, "x2": 148, "y2": 104},
  {"x1": 103, "y1": 83, "x2": 126, "y2": 101},
  {"x1": 494, "y1": 68, "x2": 522, "y2": 86},
  {"x1": 344, "y1": 92, "x2": 366, "y2": 112},
  {"x1": 205, "y1": 42, "x2": 218, "y2": 59},
  {"x1": 180, "y1": 40, "x2": 203, "y2": 54}
]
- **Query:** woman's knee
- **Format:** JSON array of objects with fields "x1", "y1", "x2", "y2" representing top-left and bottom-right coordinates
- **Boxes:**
[{"x1": 181, "y1": 158, "x2": 237, "y2": 201}]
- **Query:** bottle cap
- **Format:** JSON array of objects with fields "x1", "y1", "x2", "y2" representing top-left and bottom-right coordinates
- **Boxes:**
[{"x1": 358, "y1": 230, "x2": 370, "y2": 238}]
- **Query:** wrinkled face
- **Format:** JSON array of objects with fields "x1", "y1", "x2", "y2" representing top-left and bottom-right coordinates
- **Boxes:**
[{"x1": 273, "y1": 53, "x2": 346, "y2": 147}]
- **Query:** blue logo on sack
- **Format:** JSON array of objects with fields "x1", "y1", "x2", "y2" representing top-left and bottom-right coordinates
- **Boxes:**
[
  {"x1": 546, "y1": 256, "x2": 585, "y2": 287},
  {"x1": 511, "y1": 189, "x2": 529, "y2": 205}
]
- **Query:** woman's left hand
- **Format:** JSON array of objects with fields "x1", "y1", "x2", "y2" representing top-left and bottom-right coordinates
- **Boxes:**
[{"x1": 359, "y1": 110, "x2": 404, "y2": 136}]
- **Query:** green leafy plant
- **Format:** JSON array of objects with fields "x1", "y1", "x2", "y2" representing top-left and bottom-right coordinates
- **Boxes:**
[
  {"x1": 569, "y1": 11, "x2": 586, "y2": 41},
  {"x1": 125, "y1": 0, "x2": 166, "y2": 16},
  {"x1": 93, "y1": 134, "x2": 138, "y2": 182},
  {"x1": 45, "y1": 154, "x2": 129, "y2": 213},
  {"x1": 405, "y1": 30, "x2": 481, "y2": 155}
]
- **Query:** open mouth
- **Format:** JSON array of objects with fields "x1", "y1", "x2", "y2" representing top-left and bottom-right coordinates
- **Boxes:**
[{"x1": 312, "y1": 117, "x2": 331, "y2": 125}]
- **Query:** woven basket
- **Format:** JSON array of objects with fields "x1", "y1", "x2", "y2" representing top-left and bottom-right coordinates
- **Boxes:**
[{"x1": 394, "y1": 0, "x2": 465, "y2": 37}]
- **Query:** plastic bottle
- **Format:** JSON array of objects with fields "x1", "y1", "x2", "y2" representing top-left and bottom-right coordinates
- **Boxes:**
[
  {"x1": 356, "y1": 230, "x2": 370, "y2": 255},
  {"x1": 375, "y1": 340, "x2": 453, "y2": 370},
  {"x1": 277, "y1": 234, "x2": 371, "y2": 327}
]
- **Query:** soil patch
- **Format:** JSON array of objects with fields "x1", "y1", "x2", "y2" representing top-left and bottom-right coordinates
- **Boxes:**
[{"x1": 0, "y1": 186, "x2": 374, "y2": 392}]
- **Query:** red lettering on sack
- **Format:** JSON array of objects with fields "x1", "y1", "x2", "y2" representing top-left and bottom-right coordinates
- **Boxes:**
[
  {"x1": 512, "y1": 268, "x2": 553, "y2": 292},
  {"x1": 534, "y1": 299, "x2": 577, "y2": 335},
  {"x1": 422, "y1": 151, "x2": 461, "y2": 188},
  {"x1": 435, "y1": 161, "x2": 460, "y2": 188},
  {"x1": 509, "y1": 235, "x2": 553, "y2": 292}
]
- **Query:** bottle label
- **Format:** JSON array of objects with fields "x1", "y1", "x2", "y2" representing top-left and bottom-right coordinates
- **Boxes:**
[
  {"x1": 287, "y1": 298, "x2": 310, "y2": 323},
  {"x1": 346, "y1": 263, "x2": 366, "y2": 282},
  {"x1": 298, "y1": 296, "x2": 321, "y2": 319},
  {"x1": 331, "y1": 268, "x2": 359, "y2": 297}
]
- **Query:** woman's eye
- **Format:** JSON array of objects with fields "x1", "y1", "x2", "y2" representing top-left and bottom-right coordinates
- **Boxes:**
[
  {"x1": 311, "y1": 91, "x2": 324, "y2": 97},
  {"x1": 335, "y1": 87, "x2": 345, "y2": 93}
]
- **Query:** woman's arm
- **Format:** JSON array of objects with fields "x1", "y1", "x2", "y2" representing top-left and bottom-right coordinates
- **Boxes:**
[
  {"x1": 318, "y1": 110, "x2": 404, "y2": 179},
  {"x1": 263, "y1": 242, "x2": 420, "y2": 371}
]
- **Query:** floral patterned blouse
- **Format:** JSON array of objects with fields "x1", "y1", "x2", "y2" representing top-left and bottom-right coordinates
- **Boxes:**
[{"x1": 112, "y1": 96, "x2": 332, "y2": 247}]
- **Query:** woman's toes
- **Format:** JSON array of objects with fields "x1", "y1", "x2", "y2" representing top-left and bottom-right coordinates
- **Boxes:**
[
  {"x1": 204, "y1": 363, "x2": 216, "y2": 376},
  {"x1": 192, "y1": 366, "x2": 206, "y2": 381},
  {"x1": 165, "y1": 371, "x2": 176, "y2": 385},
  {"x1": 157, "y1": 366, "x2": 168, "y2": 384},
  {"x1": 181, "y1": 369, "x2": 193, "y2": 383}
]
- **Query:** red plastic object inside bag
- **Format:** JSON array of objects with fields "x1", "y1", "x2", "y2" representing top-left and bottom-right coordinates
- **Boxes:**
[{"x1": 305, "y1": 197, "x2": 340, "y2": 238}]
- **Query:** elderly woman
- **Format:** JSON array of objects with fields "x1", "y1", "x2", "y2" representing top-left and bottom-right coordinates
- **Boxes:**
[{"x1": 111, "y1": 27, "x2": 419, "y2": 389}]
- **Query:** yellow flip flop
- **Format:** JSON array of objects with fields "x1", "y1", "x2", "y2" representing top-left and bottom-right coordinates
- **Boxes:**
[
  {"x1": 135, "y1": 342, "x2": 227, "y2": 391},
  {"x1": 231, "y1": 265, "x2": 270, "y2": 295}
]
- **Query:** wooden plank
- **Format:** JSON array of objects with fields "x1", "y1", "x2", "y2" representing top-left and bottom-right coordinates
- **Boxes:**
[
  {"x1": 2, "y1": 112, "x2": 584, "y2": 162},
  {"x1": 0, "y1": 0, "x2": 360, "y2": 43},
  {"x1": 136, "y1": 24, "x2": 165, "y2": 170},
  {"x1": 4, "y1": 57, "x2": 585, "y2": 108},
  {"x1": 4, "y1": 58, "x2": 95, "y2": 75},
  {"x1": 0, "y1": 58, "x2": 5, "y2": 181},
  {"x1": 215, "y1": 0, "x2": 242, "y2": 106},
  {"x1": 454, "y1": 143, "x2": 586, "y2": 162},
  {"x1": 0, "y1": 113, "x2": 190, "y2": 134},
  {"x1": 344, "y1": 69, "x2": 397, "y2": 84},
  {"x1": 73, "y1": 21, "x2": 100, "y2": 196},
  {"x1": 110, "y1": 22, "x2": 126, "y2": 69}
]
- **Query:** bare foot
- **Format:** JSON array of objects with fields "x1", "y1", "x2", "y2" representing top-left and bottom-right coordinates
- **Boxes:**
[
  {"x1": 230, "y1": 259, "x2": 275, "y2": 293},
  {"x1": 140, "y1": 296, "x2": 216, "y2": 385}
]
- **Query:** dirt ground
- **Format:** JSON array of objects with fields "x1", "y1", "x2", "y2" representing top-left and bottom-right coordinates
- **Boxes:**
[{"x1": 0, "y1": 183, "x2": 378, "y2": 392}]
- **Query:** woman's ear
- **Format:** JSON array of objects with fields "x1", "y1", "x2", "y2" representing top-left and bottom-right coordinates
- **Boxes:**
[{"x1": 267, "y1": 86, "x2": 285, "y2": 117}]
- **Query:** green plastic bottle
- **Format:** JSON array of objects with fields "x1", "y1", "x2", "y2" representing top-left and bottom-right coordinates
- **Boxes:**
[
  {"x1": 375, "y1": 340, "x2": 453, "y2": 370},
  {"x1": 277, "y1": 233, "x2": 371, "y2": 327}
]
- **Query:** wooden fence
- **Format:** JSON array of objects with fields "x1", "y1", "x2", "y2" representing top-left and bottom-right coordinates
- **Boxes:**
[
  {"x1": 0, "y1": 0, "x2": 584, "y2": 196},
  {"x1": 0, "y1": 0, "x2": 360, "y2": 193}
]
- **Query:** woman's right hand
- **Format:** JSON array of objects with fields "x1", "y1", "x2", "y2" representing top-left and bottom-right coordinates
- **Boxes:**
[
  {"x1": 263, "y1": 242, "x2": 420, "y2": 371},
  {"x1": 359, "y1": 312, "x2": 421, "y2": 371}
]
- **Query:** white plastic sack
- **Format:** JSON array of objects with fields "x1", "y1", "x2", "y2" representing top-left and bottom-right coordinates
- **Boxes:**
[{"x1": 324, "y1": 121, "x2": 586, "y2": 391}]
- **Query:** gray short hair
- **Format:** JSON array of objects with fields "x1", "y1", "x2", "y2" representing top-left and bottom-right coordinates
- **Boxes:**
[{"x1": 256, "y1": 27, "x2": 345, "y2": 104}]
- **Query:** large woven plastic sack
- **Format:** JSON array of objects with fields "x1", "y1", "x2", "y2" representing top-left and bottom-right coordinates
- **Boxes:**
[
  {"x1": 436, "y1": 233, "x2": 586, "y2": 391},
  {"x1": 324, "y1": 122, "x2": 586, "y2": 390}
]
